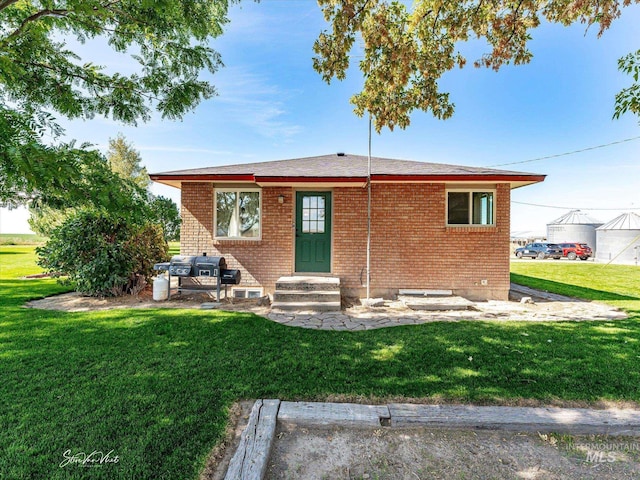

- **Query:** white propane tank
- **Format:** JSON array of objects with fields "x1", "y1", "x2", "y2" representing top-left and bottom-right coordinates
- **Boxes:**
[{"x1": 153, "y1": 273, "x2": 169, "y2": 301}]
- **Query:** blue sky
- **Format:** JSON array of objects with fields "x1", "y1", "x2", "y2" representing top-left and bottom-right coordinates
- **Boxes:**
[{"x1": 1, "y1": 1, "x2": 639, "y2": 234}]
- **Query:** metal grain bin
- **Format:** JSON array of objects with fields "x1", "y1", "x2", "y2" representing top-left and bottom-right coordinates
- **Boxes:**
[
  {"x1": 595, "y1": 212, "x2": 640, "y2": 265},
  {"x1": 546, "y1": 210, "x2": 603, "y2": 254}
]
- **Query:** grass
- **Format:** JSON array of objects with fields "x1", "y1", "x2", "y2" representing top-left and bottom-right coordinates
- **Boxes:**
[
  {"x1": 168, "y1": 241, "x2": 179, "y2": 256},
  {"x1": 511, "y1": 261, "x2": 640, "y2": 312},
  {"x1": 1, "y1": 248, "x2": 639, "y2": 479},
  {"x1": 0, "y1": 233, "x2": 47, "y2": 245}
]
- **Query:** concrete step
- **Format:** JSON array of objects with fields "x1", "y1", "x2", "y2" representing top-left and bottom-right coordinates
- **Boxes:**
[
  {"x1": 271, "y1": 300, "x2": 342, "y2": 312},
  {"x1": 276, "y1": 276, "x2": 340, "y2": 292},
  {"x1": 399, "y1": 289, "x2": 453, "y2": 297},
  {"x1": 398, "y1": 295, "x2": 476, "y2": 311},
  {"x1": 273, "y1": 290, "x2": 341, "y2": 303}
]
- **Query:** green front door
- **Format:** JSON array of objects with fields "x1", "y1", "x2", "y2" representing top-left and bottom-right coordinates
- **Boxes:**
[{"x1": 295, "y1": 192, "x2": 331, "y2": 273}]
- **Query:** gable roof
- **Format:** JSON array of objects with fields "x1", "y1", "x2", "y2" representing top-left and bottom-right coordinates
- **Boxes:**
[{"x1": 150, "y1": 153, "x2": 545, "y2": 189}]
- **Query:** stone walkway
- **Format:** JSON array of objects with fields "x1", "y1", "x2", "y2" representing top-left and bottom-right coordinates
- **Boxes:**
[
  {"x1": 265, "y1": 302, "x2": 626, "y2": 330},
  {"x1": 266, "y1": 285, "x2": 627, "y2": 330}
]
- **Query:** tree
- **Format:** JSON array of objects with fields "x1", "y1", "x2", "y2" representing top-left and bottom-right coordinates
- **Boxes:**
[
  {"x1": 29, "y1": 134, "x2": 182, "y2": 241},
  {"x1": 107, "y1": 133, "x2": 150, "y2": 191},
  {"x1": 313, "y1": 0, "x2": 640, "y2": 132},
  {"x1": 0, "y1": 0, "x2": 230, "y2": 207},
  {"x1": 105, "y1": 133, "x2": 181, "y2": 241},
  {"x1": 148, "y1": 195, "x2": 181, "y2": 242}
]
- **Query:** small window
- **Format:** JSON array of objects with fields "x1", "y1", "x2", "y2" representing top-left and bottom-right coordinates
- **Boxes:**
[
  {"x1": 215, "y1": 189, "x2": 261, "y2": 239},
  {"x1": 447, "y1": 190, "x2": 495, "y2": 226},
  {"x1": 232, "y1": 288, "x2": 263, "y2": 298}
]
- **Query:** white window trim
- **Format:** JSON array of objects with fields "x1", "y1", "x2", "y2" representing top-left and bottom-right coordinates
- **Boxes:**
[
  {"x1": 446, "y1": 188, "x2": 497, "y2": 227},
  {"x1": 214, "y1": 187, "x2": 262, "y2": 240}
]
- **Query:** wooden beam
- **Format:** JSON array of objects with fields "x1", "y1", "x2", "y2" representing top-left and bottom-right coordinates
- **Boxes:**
[
  {"x1": 224, "y1": 399, "x2": 280, "y2": 480},
  {"x1": 389, "y1": 404, "x2": 640, "y2": 435},
  {"x1": 278, "y1": 401, "x2": 390, "y2": 427}
]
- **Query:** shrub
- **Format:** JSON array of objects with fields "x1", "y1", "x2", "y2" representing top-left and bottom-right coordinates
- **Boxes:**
[{"x1": 37, "y1": 209, "x2": 168, "y2": 296}]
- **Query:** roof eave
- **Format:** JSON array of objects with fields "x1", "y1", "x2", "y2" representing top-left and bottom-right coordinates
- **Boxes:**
[{"x1": 149, "y1": 173, "x2": 546, "y2": 189}]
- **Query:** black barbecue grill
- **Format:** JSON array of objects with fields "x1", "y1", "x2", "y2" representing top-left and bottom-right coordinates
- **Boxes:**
[{"x1": 154, "y1": 254, "x2": 241, "y2": 301}]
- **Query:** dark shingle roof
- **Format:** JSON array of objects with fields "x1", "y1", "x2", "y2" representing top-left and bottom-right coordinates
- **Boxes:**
[{"x1": 151, "y1": 153, "x2": 538, "y2": 178}]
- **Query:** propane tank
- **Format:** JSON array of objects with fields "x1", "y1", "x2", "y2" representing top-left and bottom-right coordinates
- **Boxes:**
[{"x1": 153, "y1": 273, "x2": 169, "y2": 301}]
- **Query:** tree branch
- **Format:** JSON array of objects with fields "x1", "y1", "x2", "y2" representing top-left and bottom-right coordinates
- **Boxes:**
[
  {"x1": 21, "y1": 59, "x2": 161, "y2": 104},
  {"x1": 3, "y1": 9, "x2": 70, "y2": 44},
  {"x1": 0, "y1": 0, "x2": 19, "y2": 12},
  {"x1": 503, "y1": 1, "x2": 526, "y2": 53}
]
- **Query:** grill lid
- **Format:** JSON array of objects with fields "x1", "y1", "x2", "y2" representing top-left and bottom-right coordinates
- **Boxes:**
[{"x1": 194, "y1": 256, "x2": 227, "y2": 269}]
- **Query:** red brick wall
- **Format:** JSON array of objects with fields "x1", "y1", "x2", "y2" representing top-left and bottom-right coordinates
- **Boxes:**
[
  {"x1": 333, "y1": 187, "x2": 367, "y2": 288},
  {"x1": 181, "y1": 182, "x2": 511, "y2": 300},
  {"x1": 181, "y1": 183, "x2": 293, "y2": 289}
]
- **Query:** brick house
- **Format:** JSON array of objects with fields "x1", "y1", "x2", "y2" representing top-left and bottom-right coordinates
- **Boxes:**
[{"x1": 150, "y1": 153, "x2": 544, "y2": 301}]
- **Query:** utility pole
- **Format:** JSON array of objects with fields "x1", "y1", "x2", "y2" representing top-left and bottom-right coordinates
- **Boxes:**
[{"x1": 366, "y1": 115, "x2": 372, "y2": 300}]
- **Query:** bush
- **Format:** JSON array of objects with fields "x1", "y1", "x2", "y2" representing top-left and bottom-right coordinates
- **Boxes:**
[{"x1": 37, "y1": 209, "x2": 168, "y2": 296}]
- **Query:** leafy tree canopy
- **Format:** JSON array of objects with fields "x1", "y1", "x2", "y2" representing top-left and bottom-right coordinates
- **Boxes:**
[
  {"x1": 0, "y1": 0, "x2": 228, "y2": 124},
  {"x1": 1, "y1": 0, "x2": 231, "y2": 207},
  {"x1": 313, "y1": 0, "x2": 640, "y2": 132}
]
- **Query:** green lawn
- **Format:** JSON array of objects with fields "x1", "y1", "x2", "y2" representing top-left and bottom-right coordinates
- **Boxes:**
[
  {"x1": 511, "y1": 261, "x2": 640, "y2": 312},
  {"x1": 1, "y1": 248, "x2": 639, "y2": 479},
  {"x1": 168, "y1": 241, "x2": 179, "y2": 256}
]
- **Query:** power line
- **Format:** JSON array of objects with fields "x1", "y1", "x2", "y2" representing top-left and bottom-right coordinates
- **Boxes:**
[
  {"x1": 512, "y1": 201, "x2": 638, "y2": 210},
  {"x1": 487, "y1": 135, "x2": 640, "y2": 167}
]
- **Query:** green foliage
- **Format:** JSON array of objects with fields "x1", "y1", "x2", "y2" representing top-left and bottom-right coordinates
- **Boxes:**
[
  {"x1": 36, "y1": 209, "x2": 168, "y2": 296},
  {"x1": 0, "y1": 106, "x2": 129, "y2": 208},
  {"x1": 0, "y1": 0, "x2": 231, "y2": 207},
  {"x1": 148, "y1": 195, "x2": 181, "y2": 241},
  {"x1": 615, "y1": 49, "x2": 640, "y2": 119},
  {"x1": 27, "y1": 204, "x2": 73, "y2": 237},
  {"x1": 0, "y1": 0, "x2": 227, "y2": 124},
  {"x1": 314, "y1": 0, "x2": 640, "y2": 131},
  {"x1": 107, "y1": 133, "x2": 150, "y2": 191}
]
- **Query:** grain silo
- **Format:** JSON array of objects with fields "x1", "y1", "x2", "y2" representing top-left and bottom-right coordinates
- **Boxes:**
[
  {"x1": 595, "y1": 212, "x2": 640, "y2": 265},
  {"x1": 546, "y1": 210, "x2": 603, "y2": 252}
]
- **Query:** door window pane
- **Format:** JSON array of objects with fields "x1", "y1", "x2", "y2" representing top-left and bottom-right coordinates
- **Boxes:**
[{"x1": 301, "y1": 195, "x2": 326, "y2": 233}]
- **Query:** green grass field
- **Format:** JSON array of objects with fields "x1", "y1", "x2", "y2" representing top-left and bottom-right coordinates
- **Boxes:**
[
  {"x1": 0, "y1": 233, "x2": 47, "y2": 245},
  {"x1": 1, "y1": 248, "x2": 639, "y2": 479}
]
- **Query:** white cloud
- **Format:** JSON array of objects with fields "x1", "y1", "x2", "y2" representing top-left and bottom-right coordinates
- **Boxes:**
[{"x1": 214, "y1": 67, "x2": 303, "y2": 140}]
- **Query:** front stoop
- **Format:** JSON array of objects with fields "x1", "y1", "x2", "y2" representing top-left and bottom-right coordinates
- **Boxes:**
[{"x1": 272, "y1": 276, "x2": 341, "y2": 312}]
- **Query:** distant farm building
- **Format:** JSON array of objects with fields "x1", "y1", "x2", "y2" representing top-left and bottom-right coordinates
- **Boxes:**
[{"x1": 596, "y1": 212, "x2": 640, "y2": 265}]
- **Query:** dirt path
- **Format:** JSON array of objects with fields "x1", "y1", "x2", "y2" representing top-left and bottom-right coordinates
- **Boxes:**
[{"x1": 266, "y1": 424, "x2": 640, "y2": 480}]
